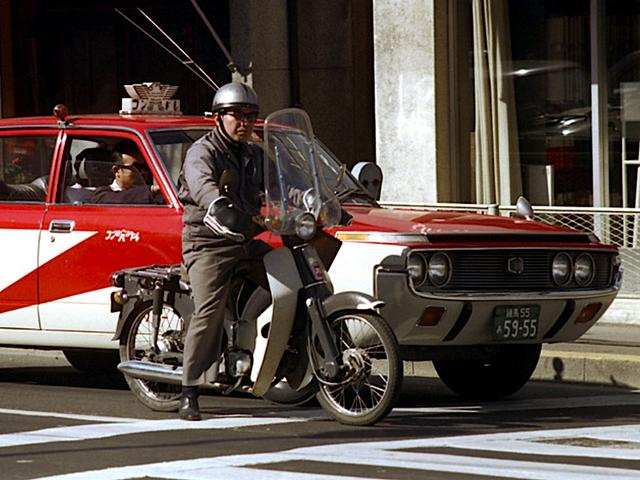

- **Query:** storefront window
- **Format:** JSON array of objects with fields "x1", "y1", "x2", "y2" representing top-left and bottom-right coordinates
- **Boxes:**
[
  {"x1": 453, "y1": 0, "x2": 640, "y2": 207},
  {"x1": 608, "y1": 2, "x2": 640, "y2": 208},
  {"x1": 511, "y1": 1, "x2": 592, "y2": 206}
]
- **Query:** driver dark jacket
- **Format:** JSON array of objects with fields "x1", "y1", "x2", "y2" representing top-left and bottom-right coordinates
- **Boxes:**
[{"x1": 178, "y1": 127, "x2": 264, "y2": 243}]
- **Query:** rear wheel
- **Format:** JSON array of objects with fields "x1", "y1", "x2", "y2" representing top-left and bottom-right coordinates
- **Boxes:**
[
  {"x1": 119, "y1": 302, "x2": 184, "y2": 412},
  {"x1": 433, "y1": 343, "x2": 542, "y2": 400},
  {"x1": 314, "y1": 311, "x2": 402, "y2": 426}
]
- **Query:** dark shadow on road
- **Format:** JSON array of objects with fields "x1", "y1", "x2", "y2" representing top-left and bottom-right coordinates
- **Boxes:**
[{"x1": 0, "y1": 366, "x2": 129, "y2": 390}]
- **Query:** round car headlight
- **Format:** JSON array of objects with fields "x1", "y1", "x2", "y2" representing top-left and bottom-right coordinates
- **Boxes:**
[
  {"x1": 552, "y1": 252, "x2": 573, "y2": 285},
  {"x1": 574, "y1": 253, "x2": 595, "y2": 286},
  {"x1": 295, "y1": 212, "x2": 317, "y2": 240},
  {"x1": 407, "y1": 253, "x2": 427, "y2": 286},
  {"x1": 428, "y1": 252, "x2": 451, "y2": 287}
]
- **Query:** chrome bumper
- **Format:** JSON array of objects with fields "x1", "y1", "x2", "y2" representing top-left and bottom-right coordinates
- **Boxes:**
[{"x1": 376, "y1": 270, "x2": 621, "y2": 347}]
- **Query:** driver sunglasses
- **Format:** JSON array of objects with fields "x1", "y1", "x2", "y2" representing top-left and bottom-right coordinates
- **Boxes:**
[
  {"x1": 119, "y1": 162, "x2": 150, "y2": 173},
  {"x1": 223, "y1": 110, "x2": 258, "y2": 123}
]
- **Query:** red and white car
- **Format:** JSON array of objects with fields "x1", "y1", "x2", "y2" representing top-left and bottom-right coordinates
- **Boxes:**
[{"x1": 0, "y1": 105, "x2": 621, "y2": 399}]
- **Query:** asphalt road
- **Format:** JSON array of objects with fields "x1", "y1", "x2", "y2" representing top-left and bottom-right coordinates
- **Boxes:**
[{"x1": 1, "y1": 349, "x2": 640, "y2": 479}]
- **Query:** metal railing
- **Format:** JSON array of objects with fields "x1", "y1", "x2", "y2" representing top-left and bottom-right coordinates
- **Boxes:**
[{"x1": 382, "y1": 202, "x2": 637, "y2": 298}]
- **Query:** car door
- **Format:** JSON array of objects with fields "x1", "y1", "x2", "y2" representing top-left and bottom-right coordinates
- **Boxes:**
[
  {"x1": 0, "y1": 130, "x2": 60, "y2": 329},
  {"x1": 39, "y1": 130, "x2": 182, "y2": 333}
]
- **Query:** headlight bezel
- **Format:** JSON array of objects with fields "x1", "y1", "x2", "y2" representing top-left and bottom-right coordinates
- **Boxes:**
[
  {"x1": 574, "y1": 253, "x2": 595, "y2": 286},
  {"x1": 428, "y1": 252, "x2": 452, "y2": 288},
  {"x1": 407, "y1": 252, "x2": 428, "y2": 287},
  {"x1": 551, "y1": 252, "x2": 573, "y2": 286}
]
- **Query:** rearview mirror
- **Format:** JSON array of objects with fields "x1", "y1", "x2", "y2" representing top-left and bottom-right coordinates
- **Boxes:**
[
  {"x1": 351, "y1": 162, "x2": 383, "y2": 200},
  {"x1": 515, "y1": 196, "x2": 534, "y2": 221}
]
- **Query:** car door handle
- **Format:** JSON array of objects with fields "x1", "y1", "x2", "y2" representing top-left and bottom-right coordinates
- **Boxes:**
[{"x1": 49, "y1": 220, "x2": 75, "y2": 234}]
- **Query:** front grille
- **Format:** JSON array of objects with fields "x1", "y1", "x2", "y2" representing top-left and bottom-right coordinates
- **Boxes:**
[{"x1": 412, "y1": 249, "x2": 615, "y2": 292}]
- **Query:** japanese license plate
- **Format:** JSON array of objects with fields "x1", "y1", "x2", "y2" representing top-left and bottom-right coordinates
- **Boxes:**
[{"x1": 493, "y1": 305, "x2": 540, "y2": 340}]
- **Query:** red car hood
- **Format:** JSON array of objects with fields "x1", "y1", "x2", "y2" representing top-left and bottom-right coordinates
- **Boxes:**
[{"x1": 340, "y1": 206, "x2": 597, "y2": 245}]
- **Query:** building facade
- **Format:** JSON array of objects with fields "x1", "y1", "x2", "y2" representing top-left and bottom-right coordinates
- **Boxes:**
[
  {"x1": 374, "y1": 0, "x2": 640, "y2": 209},
  {"x1": 0, "y1": 0, "x2": 375, "y2": 173},
  {"x1": 1, "y1": 0, "x2": 639, "y2": 210}
]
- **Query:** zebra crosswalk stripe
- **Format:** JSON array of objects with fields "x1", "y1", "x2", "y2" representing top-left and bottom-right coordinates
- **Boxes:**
[
  {"x1": 32, "y1": 423, "x2": 640, "y2": 480},
  {"x1": 0, "y1": 414, "x2": 312, "y2": 449}
]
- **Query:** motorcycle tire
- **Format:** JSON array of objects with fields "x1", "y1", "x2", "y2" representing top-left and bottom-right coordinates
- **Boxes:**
[
  {"x1": 314, "y1": 310, "x2": 402, "y2": 426},
  {"x1": 119, "y1": 301, "x2": 184, "y2": 412}
]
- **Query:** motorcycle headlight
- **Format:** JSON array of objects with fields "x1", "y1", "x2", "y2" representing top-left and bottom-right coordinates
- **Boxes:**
[
  {"x1": 552, "y1": 252, "x2": 573, "y2": 285},
  {"x1": 407, "y1": 253, "x2": 427, "y2": 286},
  {"x1": 574, "y1": 253, "x2": 595, "y2": 286},
  {"x1": 295, "y1": 212, "x2": 317, "y2": 240},
  {"x1": 428, "y1": 252, "x2": 451, "y2": 287}
]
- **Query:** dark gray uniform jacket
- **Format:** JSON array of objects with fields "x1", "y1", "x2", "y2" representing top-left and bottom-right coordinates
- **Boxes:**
[{"x1": 178, "y1": 127, "x2": 264, "y2": 243}]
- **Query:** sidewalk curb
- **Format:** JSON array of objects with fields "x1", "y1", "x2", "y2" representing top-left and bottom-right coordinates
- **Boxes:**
[
  {"x1": 533, "y1": 349, "x2": 640, "y2": 390},
  {"x1": 404, "y1": 348, "x2": 640, "y2": 391}
]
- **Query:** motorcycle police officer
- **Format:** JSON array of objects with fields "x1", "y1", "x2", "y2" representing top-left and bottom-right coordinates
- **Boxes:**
[{"x1": 177, "y1": 82, "x2": 271, "y2": 420}]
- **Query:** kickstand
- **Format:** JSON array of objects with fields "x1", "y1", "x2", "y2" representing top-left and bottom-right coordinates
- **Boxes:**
[{"x1": 222, "y1": 376, "x2": 244, "y2": 395}]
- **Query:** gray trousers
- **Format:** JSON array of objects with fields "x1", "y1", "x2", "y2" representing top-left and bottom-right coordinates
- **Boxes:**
[{"x1": 181, "y1": 238, "x2": 271, "y2": 387}]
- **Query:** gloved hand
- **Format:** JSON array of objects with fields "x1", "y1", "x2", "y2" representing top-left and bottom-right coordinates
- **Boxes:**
[
  {"x1": 288, "y1": 187, "x2": 318, "y2": 211},
  {"x1": 204, "y1": 196, "x2": 246, "y2": 242},
  {"x1": 288, "y1": 187, "x2": 304, "y2": 208}
]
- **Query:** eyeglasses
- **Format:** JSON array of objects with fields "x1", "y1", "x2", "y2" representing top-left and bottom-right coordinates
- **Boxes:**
[
  {"x1": 119, "y1": 162, "x2": 150, "y2": 172},
  {"x1": 223, "y1": 110, "x2": 258, "y2": 123}
]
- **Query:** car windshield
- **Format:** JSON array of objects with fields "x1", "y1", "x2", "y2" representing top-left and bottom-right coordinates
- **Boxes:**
[{"x1": 148, "y1": 127, "x2": 373, "y2": 205}]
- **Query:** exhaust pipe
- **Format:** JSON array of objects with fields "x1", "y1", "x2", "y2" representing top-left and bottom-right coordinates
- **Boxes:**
[
  {"x1": 118, "y1": 360, "x2": 254, "y2": 394},
  {"x1": 118, "y1": 360, "x2": 182, "y2": 385}
]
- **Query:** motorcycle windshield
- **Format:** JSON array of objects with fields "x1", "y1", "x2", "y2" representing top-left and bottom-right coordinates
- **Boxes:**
[{"x1": 263, "y1": 108, "x2": 342, "y2": 235}]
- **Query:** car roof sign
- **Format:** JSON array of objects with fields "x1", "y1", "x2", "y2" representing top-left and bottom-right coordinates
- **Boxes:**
[{"x1": 120, "y1": 82, "x2": 182, "y2": 115}]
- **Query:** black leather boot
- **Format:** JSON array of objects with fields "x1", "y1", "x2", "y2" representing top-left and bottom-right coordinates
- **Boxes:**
[{"x1": 179, "y1": 388, "x2": 201, "y2": 421}]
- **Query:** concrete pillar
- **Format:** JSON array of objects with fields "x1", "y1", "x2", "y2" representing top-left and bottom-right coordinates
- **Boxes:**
[
  {"x1": 373, "y1": 0, "x2": 439, "y2": 204},
  {"x1": 230, "y1": 1, "x2": 375, "y2": 169},
  {"x1": 229, "y1": 0, "x2": 291, "y2": 116}
]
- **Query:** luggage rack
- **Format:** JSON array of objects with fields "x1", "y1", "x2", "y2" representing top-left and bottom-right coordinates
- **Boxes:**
[{"x1": 117, "y1": 264, "x2": 190, "y2": 293}]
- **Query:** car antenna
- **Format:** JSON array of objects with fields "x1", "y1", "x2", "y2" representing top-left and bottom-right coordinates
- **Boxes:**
[
  {"x1": 189, "y1": 0, "x2": 250, "y2": 80},
  {"x1": 115, "y1": 8, "x2": 219, "y2": 91}
]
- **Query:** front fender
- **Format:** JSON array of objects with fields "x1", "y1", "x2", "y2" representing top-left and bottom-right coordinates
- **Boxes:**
[{"x1": 322, "y1": 291, "x2": 384, "y2": 318}]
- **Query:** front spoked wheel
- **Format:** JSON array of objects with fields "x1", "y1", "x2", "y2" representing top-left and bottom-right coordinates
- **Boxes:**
[
  {"x1": 314, "y1": 311, "x2": 402, "y2": 426},
  {"x1": 119, "y1": 302, "x2": 184, "y2": 412}
]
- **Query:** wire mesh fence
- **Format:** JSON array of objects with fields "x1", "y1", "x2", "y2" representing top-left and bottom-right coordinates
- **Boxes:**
[
  {"x1": 514, "y1": 207, "x2": 636, "y2": 298},
  {"x1": 382, "y1": 202, "x2": 635, "y2": 298}
]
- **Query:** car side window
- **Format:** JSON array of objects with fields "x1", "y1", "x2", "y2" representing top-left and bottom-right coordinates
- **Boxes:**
[
  {"x1": 149, "y1": 129, "x2": 208, "y2": 186},
  {"x1": 0, "y1": 135, "x2": 56, "y2": 203},
  {"x1": 57, "y1": 136, "x2": 168, "y2": 206}
]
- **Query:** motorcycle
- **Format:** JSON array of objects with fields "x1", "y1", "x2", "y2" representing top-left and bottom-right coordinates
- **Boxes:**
[{"x1": 112, "y1": 108, "x2": 402, "y2": 426}]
